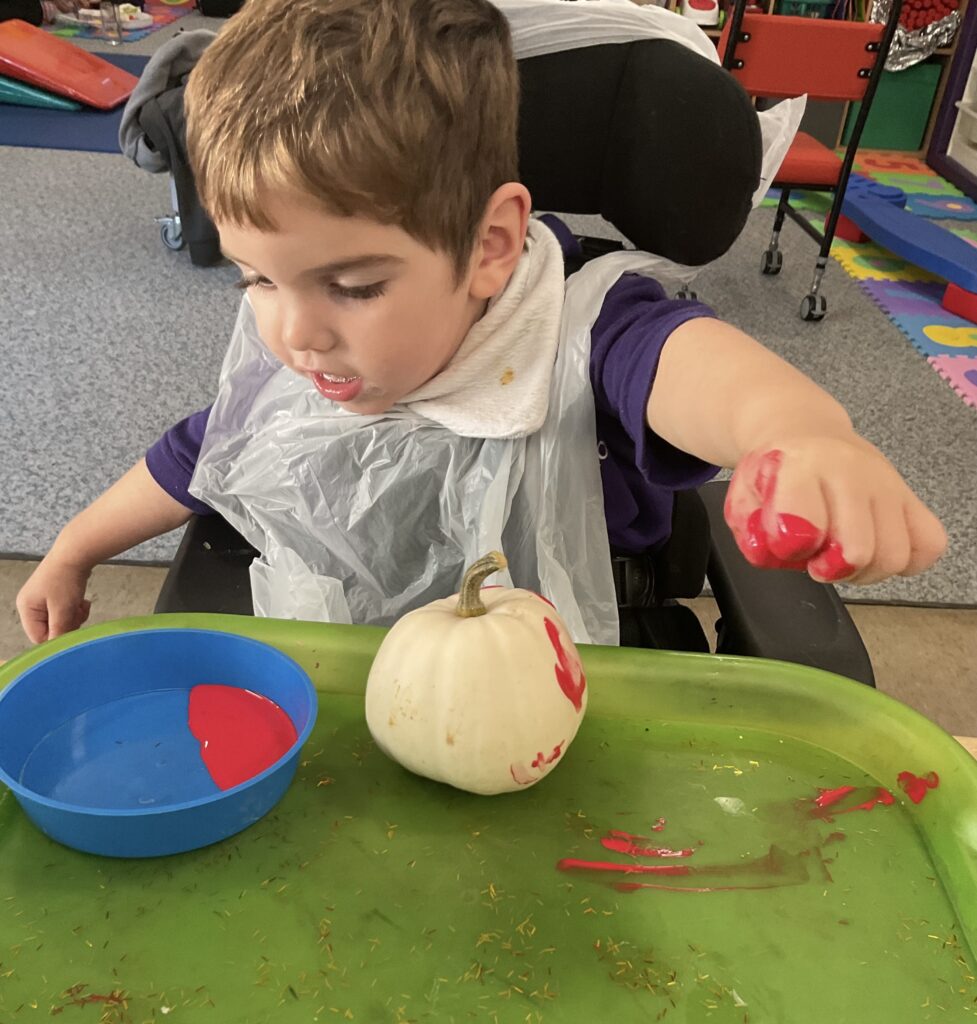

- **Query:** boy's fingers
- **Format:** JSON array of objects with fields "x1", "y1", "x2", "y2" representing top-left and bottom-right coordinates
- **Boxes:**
[
  {"x1": 20, "y1": 608, "x2": 50, "y2": 645},
  {"x1": 808, "y1": 483, "x2": 874, "y2": 583},
  {"x1": 727, "y1": 450, "x2": 828, "y2": 570},
  {"x1": 846, "y1": 498, "x2": 911, "y2": 586},
  {"x1": 726, "y1": 451, "x2": 791, "y2": 568},
  {"x1": 47, "y1": 601, "x2": 81, "y2": 639},
  {"x1": 900, "y1": 497, "x2": 948, "y2": 577},
  {"x1": 759, "y1": 463, "x2": 829, "y2": 563}
]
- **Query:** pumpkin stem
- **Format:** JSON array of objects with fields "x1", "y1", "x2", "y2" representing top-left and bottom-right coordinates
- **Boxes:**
[{"x1": 457, "y1": 551, "x2": 508, "y2": 618}]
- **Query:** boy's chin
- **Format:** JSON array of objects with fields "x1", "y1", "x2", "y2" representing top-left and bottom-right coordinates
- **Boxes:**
[{"x1": 337, "y1": 392, "x2": 397, "y2": 416}]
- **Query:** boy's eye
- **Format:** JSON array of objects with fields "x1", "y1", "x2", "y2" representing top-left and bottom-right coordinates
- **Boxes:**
[
  {"x1": 234, "y1": 274, "x2": 272, "y2": 290},
  {"x1": 232, "y1": 277, "x2": 386, "y2": 301},
  {"x1": 330, "y1": 281, "x2": 387, "y2": 301}
]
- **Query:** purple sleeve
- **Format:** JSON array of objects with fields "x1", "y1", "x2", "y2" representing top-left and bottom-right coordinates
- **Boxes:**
[
  {"x1": 145, "y1": 407, "x2": 215, "y2": 516},
  {"x1": 590, "y1": 274, "x2": 720, "y2": 489}
]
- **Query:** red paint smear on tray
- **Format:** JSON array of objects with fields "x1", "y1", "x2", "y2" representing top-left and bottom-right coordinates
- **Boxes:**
[
  {"x1": 558, "y1": 859, "x2": 691, "y2": 877},
  {"x1": 811, "y1": 785, "x2": 894, "y2": 819},
  {"x1": 189, "y1": 684, "x2": 297, "y2": 791},
  {"x1": 897, "y1": 770, "x2": 940, "y2": 804},
  {"x1": 544, "y1": 617, "x2": 586, "y2": 711},
  {"x1": 559, "y1": 845, "x2": 809, "y2": 894},
  {"x1": 601, "y1": 830, "x2": 694, "y2": 858}
]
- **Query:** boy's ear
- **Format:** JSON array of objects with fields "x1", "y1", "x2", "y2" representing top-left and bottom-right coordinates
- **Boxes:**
[{"x1": 467, "y1": 182, "x2": 532, "y2": 300}]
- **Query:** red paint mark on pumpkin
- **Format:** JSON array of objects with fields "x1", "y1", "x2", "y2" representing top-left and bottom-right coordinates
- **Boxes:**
[
  {"x1": 189, "y1": 684, "x2": 297, "y2": 791},
  {"x1": 535, "y1": 592, "x2": 556, "y2": 610},
  {"x1": 811, "y1": 785, "x2": 894, "y2": 820},
  {"x1": 531, "y1": 742, "x2": 565, "y2": 769},
  {"x1": 544, "y1": 617, "x2": 585, "y2": 711},
  {"x1": 510, "y1": 763, "x2": 535, "y2": 786},
  {"x1": 897, "y1": 770, "x2": 939, "y2": 804}
]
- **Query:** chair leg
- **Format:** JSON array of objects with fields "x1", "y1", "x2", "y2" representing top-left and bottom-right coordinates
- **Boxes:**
[
  {"x1": 800, "y1": 256, "x2": 829, "y2": 322},
  {"x1": 761, "y1": 188, "x2": 791, "y2": 275},
  {"x1": 799, "y1": 184, "x2": 842, "y2": 323}
]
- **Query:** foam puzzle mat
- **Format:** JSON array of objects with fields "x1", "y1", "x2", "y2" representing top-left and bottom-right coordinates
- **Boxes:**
[{"x1": 765, "y1": 153, "x2": 977, "y2": 409}]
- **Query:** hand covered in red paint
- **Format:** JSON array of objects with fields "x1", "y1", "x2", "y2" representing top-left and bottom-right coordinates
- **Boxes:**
[{"x1": 724, "y1": 438, "x2": 947, "y2": 585}]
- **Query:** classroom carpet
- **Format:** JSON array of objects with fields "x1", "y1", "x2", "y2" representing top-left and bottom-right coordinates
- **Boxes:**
[
  {"x1": 47, "y1": 0, "x2": 194, "y2": 43},
  {"x1": 764, "y1": 153, "x2": 977, "y2": 410},
  {"x1": 0, "y1": 52, "x2": 148, "y2": 153}
]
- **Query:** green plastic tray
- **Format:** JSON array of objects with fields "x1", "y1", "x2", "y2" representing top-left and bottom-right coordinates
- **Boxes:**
[{"x1": 2, "y1": 613, "x2": 976, "y2": 1023}]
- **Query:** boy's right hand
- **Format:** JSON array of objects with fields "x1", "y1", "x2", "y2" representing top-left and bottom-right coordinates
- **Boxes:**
[{"x1": 16, "y1": 557, "x2": 93, "y2": 644}]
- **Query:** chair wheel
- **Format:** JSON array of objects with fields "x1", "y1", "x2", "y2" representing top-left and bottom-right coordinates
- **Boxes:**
[
  {"x1": 800, "y1": 293, "x2": 827, "y2": 322},
  {"x1": 677, "y1": 286, "x2": 698, "y2": 301},
  {"x1": 761, "y1": 249, "x2": 783, "y2": 275},
  {"x1": 160, "y1": 218, "x2": 185, "y2": 251}
]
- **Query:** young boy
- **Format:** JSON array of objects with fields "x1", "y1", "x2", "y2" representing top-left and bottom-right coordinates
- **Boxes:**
[{"x1": 17, "y1": 0, "x2": 946, "y2": 645}]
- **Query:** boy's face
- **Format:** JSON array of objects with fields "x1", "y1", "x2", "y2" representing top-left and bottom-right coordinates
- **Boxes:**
[{"x1": 219, "y1": 194, "x2": 488, "y2": 415}]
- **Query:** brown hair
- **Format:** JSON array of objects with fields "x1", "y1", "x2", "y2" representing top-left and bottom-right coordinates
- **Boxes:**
[{"x1": 185, "y1": 0, "x2": 519, "y2": 277}]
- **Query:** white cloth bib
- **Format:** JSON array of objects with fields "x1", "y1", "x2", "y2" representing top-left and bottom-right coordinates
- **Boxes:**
[{"x1": 398, "y1": 221, "x2": 565, "y2": 438}]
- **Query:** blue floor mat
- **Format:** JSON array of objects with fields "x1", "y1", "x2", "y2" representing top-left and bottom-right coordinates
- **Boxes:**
[{"x1": 0, "y1": 53, "x2": 147, "y2": 154}]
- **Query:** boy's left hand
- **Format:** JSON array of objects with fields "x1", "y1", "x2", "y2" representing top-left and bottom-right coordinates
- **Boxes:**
[{"x1": 724, "y1": 435, "x2": 947, "y2": 585}]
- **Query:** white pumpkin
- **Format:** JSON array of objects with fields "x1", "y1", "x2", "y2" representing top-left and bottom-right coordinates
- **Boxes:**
[{"x1": 364, "y1": 552, "x2": 587, "y2": 795}]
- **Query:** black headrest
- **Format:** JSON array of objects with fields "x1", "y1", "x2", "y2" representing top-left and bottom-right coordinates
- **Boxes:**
[{"x1": 517, "y1": 39, "x2": 761, "y2": 266}]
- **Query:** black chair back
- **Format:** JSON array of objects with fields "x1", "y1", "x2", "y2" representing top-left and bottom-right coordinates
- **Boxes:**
[{"x1": 518, "y1": 39, "x2": 762, "y2": 266}]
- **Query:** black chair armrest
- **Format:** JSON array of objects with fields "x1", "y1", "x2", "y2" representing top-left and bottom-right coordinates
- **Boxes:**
[
  {"x1": 698, "y1": 481, "x2": 875, "y2": 686},
  {"x1": 154, "y1": 514, "x2": 256, "y2": 615}
]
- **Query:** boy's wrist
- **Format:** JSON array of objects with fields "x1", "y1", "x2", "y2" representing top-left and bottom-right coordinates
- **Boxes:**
[
  {"x1": 47, "y1": 520, "x2": 107, "y2": 574},
  {"x1": 733, "y1": 406, "x2": 857, "y2": 462}
]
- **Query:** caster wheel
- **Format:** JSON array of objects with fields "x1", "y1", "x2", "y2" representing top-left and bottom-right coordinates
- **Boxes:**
[
  {"x1": 800, "y1": 293, "x2": 827, "y2": 322},
  {"x1": 160, "y1": 219, "x2": 185, "y2": 251},
  {"x1": 761, "y1": 249, "x2": 783, "y2": 275},
  {"x1": 677, "y1": 286, "x2": 698, "y2": 301}
]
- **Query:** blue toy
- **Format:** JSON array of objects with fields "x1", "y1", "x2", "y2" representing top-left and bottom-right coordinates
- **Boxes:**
[{"x1": 841, "y1": 173, "x2": 977, "y2": 322}]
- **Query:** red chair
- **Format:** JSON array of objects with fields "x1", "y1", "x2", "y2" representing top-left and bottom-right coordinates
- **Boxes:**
[{"x1": 719, "y1": 0, "x2": 904, "y2": 320}]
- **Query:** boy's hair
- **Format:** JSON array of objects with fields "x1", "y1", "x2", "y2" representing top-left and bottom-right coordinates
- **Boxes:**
[{"x1": 185, "y1": 0, "x2": 519, "y2": 278}]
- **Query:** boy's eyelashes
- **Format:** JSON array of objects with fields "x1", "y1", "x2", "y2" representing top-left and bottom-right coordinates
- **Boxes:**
[{"x1": 233, "y1": 275, "x2": 387, "y2": 301}]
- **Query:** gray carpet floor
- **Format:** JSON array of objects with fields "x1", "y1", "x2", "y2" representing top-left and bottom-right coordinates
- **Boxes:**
[{"x1": 0, "y1": 22, "x2": 974, "y2": 604}]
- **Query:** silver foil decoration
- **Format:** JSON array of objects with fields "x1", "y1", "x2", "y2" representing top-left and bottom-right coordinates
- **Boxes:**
[{"x1": 870, "y1": 0, "x2": 960, "y2": 71}]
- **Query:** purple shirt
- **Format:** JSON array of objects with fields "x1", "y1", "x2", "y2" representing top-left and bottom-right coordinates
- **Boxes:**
[{"x1": 147, "y1": 230, "x2": 719, "y2": 554}]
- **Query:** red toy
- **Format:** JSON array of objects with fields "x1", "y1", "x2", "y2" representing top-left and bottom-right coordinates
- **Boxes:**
[
  {"x1": 899, "y1": 0, "x2": 958, "y2": 32},
  {"x1": 0, "y1": 19, "x2": 138, "y2": 110}
]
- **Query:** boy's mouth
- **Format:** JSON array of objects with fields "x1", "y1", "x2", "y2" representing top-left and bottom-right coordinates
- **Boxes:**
[{"x1": 310, "y1": 371, "x2": 363, "y2": 403}]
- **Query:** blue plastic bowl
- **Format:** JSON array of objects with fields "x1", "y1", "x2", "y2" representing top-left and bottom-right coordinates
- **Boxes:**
[{"x1": 0, "y1": 629, "x2": 317, "y2": 858}]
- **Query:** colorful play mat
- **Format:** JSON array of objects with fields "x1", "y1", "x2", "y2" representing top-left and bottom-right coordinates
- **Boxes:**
[
  {"x1": 765, "y1": 153, "x2": 977, "y2": 411},
  {"x1": 46, "y1": 0, "x2": 194, "y2": 42}
]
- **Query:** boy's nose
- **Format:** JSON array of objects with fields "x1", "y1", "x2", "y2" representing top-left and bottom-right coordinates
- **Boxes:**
[{"x1": 280, "y1": 304, "x2": 337, "y2": 354}]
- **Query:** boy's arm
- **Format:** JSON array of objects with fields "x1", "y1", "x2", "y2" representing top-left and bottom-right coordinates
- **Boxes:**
[
  {"x1": 648, "y1": 319, "x2": 947, "y2": 585},
  {"x1": 16, "y1": 459, "x2": 192, "y2": 643}
]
